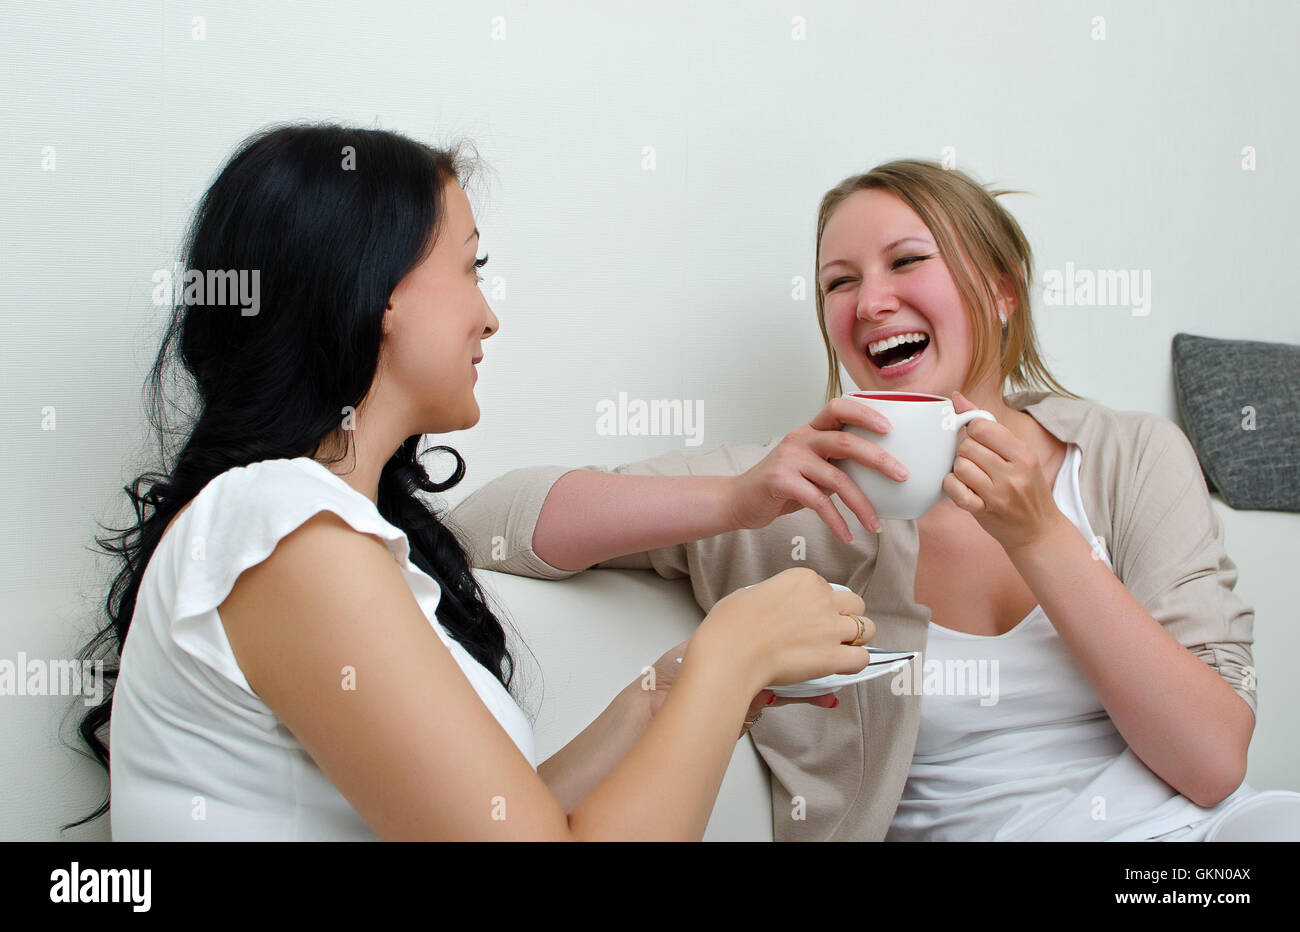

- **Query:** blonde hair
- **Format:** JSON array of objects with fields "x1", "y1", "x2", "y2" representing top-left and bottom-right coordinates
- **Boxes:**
[{"x1": 813, "y1": 159, "x2": 1077, "y2": 404}]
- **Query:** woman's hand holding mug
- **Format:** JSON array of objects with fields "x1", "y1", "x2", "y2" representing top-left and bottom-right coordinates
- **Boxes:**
[
  {"x1": 833, "y1": 391, "x2": 997, "y2": 522},
  {"x1": 726, "y1": 398, "x2": 911, "y2": 543},
  {"x1": 943, "y1": 391, "x2": 1067, "y2": 553}
]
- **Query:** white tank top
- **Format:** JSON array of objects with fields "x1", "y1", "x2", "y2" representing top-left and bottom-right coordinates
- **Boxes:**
[
  {"x1": 885, "y1": 444, "x2": 1253, "y2": 841},
  {"x1": 110, "y1": 457, "x2": 535, "y2": 840}
]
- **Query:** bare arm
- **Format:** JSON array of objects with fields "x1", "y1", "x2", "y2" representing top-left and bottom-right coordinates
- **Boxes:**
[
  {"x1": 219, "y1": 511, "x2": 783, "y2": 841},
  {"x1": 536, "y1": 680, "x2": 652, "y2": 812},
  {"x1": 531, "y1": 470, "x2": 740, "y2": 572},
  {"x1": 1008, "y1": 515, "x2": 1252, "y2": 808},
  {"x1": 452, "y1": 399, "x2": 905, "y2": 577}
]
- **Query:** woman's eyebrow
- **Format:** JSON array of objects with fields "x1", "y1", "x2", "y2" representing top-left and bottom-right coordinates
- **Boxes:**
[
  {"x1": 819, "y1": 236, "x2": 933, "y2": 274},
  {"x1": 884, "y1": 235, "x2": 932, "y2": 251},
  {"x1": 465, "y1": 227, "x2": 479, "y2": 244}
]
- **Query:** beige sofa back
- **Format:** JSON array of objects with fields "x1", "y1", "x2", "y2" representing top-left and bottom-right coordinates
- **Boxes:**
[{"x1": 477, "y1": 568, "x2": 774, "y2": 841}]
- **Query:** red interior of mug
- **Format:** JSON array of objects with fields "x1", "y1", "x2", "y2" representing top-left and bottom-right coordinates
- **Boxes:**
[{"x1": 851, "y1": 392, "x2": 946, "y2": 402}]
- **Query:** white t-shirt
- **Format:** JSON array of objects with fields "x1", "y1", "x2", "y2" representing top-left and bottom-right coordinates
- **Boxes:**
[
  {"x1": 886, "y1": 443, "x2": 1257, "y2": 841},
  {"x1": 110, "y1": 457, "x2": 536, "y2": 841}
]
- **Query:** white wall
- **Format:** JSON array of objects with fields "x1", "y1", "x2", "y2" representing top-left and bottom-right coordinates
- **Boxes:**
[{"x1": 3, "y1": 0, "x2": 1296, "y2": 840}]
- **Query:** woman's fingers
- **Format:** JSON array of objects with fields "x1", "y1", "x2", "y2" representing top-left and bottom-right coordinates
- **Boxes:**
[
  {"x1": 957, "y1": 435, "x2": 1007, "y2": 474},
  {"x1": 830, "y1": 588, "x2": 867, "y2": 619},
  {"x1": 951, "y1": 390, "x2": 977, "y2": 414},
  {"x1": 734, "y1": 399, "x2": 903, "y2": 540},
  {"x1": 745, "y1": 594, "x2": 873, "y2": 724},
  {"x1": 942, "y1": 471, "x2": 982, "y2": 512},
  {"x1": 771, "y1": 471, "x2": 856, "y2": 543},
  {"x1": 792, "y1": 456, "x2": 882, "y2": 537},
  {"x1": 809, "y1": 427, "x2": 908, "y2": 482},
  {"x1": 830, "y1": 592, "x2": 873, "y2": 647},
  {"x1": 961, "y1": 416, "x2": 1019, "y2": 462},
  {"x1": 951, "y1": 454, "x2": 995, "y2": 500},
  {"x1": 837, "y1": 613, "x2": 875, "y2": 647},
  {"x1": 742, "y1": 695, "x2": 833, "y2": 739},
  {"x1": 809, "y1": 397, "x2": 893, "y2": 435}
]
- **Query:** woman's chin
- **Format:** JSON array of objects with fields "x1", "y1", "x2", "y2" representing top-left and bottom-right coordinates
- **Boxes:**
[
  {"x1": 851, "y1": 368, "x2": 935, "y2": 395},
  {"x1": 422, "y1": 401, "x2": 480, "y2": 435},
  {"x1": 454, "y1": 405, "x2": 481, "y2": 432}
]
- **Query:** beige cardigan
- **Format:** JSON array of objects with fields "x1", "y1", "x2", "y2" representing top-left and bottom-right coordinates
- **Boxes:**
[{"x1": 448, "y1": 391, "x2": 1256, "y2": 841}]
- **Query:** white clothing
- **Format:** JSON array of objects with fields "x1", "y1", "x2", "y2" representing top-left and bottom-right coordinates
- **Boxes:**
[
  {"x1": 110, "y1": 457, "x2": 535, "y2": 840},
  {"x1": 886, "y1": 444, "x2": 1264, "y2": 841}
]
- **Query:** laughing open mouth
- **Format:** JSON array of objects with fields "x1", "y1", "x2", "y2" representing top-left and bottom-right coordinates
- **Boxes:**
[{"x1": 867, "y1": 331, "x2": 930, "y2": 369}]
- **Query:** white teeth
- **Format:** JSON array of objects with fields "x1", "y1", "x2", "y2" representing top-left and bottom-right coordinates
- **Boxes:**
[
  {"x1": 881, "y1": 349, "x2": 921, "y2": 369},
  {"x1": 868, "y1": 331, "x2": 928, "y2": 357}
]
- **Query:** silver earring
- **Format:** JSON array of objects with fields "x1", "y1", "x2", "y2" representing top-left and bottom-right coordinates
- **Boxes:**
[{"x1": 998, "y1": 308, "x2": 1008, "y2": 328}]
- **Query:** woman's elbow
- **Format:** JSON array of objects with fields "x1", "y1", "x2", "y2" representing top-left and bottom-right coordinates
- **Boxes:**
[{"x1": 1187, "y1": 754, "x2": 1248, "y2": 809}]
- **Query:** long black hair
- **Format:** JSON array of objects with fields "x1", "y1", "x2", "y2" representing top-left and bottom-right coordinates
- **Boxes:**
[{"x1": 64, "y1": 123, "x2": 526, "y2": 829}]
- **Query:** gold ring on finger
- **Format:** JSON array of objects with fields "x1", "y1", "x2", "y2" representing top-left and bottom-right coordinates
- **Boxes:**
[{"x1": 840, "y1": 611, "x2": 866, "y2": 645}]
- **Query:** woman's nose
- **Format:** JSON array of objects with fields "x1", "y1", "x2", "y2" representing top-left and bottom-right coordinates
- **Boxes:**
[{"x1": 856, "y1": 278, "x2": 899, "y2": 320}]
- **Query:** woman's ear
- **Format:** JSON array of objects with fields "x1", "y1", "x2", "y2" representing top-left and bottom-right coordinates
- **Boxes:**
[
  {"x1": 998, "y1": 273, "x2": 1017, "y2": 319},
  {"x1": 381, "y1": 301, "x2": 394, "y2": 336}
]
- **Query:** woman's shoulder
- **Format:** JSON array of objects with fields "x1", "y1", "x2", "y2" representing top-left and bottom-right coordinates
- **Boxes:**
[
  {"x1": 182, "y1": 458, "x2": 391, "y2": 530},
  {"x1": 127, "y1": 459, "x2": 431, "y2": 725},
  {"x1": 1015, "y1": 393, "x2": 1212, "y2": 540},
  {"x1": 189, "y1": 457, "x2": 357, "y2": 507},
  {"x1": 160, "y1": 458, "x2": 413, "y2": 614},
  {"x1": 1012, "y1": 391, "x2": 1193, "y2": 463}
]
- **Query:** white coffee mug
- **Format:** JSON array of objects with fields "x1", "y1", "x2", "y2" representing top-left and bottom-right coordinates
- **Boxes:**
[{"x1": 832, "y1": 391, "x2": 996, "y2": 520}]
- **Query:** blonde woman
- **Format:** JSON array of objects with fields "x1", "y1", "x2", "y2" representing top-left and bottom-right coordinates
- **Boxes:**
[{"x1": 452, "y1": 159, "x2": 1300, "y2": 841}]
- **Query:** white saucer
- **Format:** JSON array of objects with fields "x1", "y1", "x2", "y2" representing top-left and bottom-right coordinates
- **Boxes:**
[{"x1": 765, "y1": 647, "x2": 917, "y2": 698}]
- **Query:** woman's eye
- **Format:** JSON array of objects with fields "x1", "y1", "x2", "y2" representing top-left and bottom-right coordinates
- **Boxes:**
[
  {"x1": 474, "y1": 253, "x2": 489, "y2": 282},
  {"x1": 826, "y1": 255, "x2": 930, "y2": 292}
]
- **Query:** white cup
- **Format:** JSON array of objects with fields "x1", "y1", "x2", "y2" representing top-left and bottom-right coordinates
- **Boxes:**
[{"x1": 832, "y1": 391, "x2": 996, "y2": 520}]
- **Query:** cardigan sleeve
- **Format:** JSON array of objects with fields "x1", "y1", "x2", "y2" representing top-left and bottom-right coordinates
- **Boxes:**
[
  {"x1": 446, "y1": 441, "x2": 777, "y2": 583},
  {"x1": 1108, "y1": 415, "x2": 1257, "y2": 716},
  {"x1": 446, "y1": 464, "x2": 588, "y2": 580}
]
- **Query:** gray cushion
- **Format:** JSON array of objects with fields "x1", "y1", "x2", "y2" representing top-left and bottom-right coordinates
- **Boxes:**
[{"x1": 1171, "y1": 333, "x2": 1300, "y2": 512}]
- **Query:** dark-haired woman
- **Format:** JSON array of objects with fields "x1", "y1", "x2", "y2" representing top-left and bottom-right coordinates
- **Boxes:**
[{"x1": 72, "y1": 124, "x2": 871, "y2": 840}]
